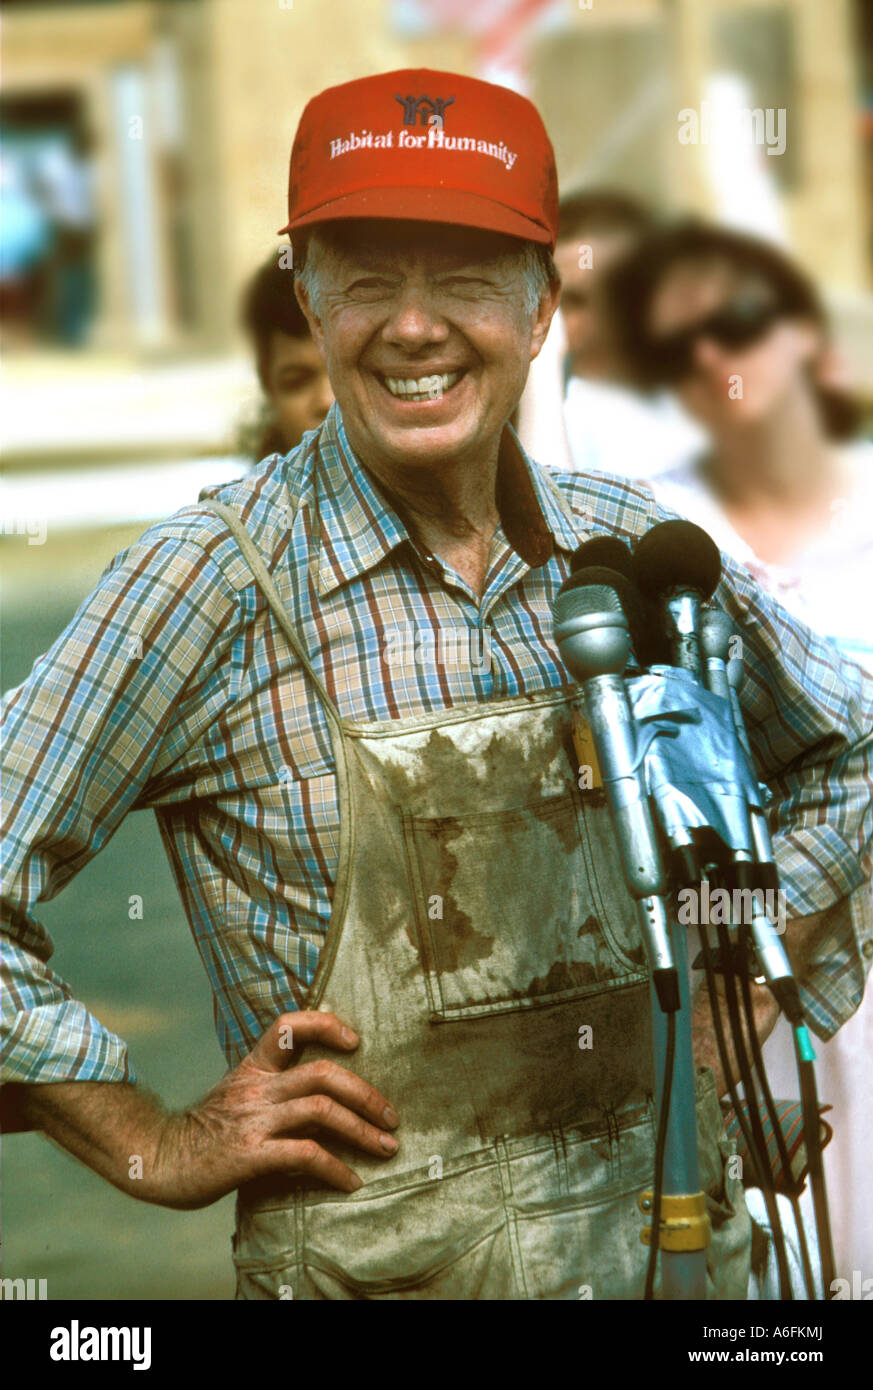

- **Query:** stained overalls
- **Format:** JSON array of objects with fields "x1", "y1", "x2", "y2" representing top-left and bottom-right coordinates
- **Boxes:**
[{"x1": 201, "y1": 499, "x2": 751, "y2": 1301}]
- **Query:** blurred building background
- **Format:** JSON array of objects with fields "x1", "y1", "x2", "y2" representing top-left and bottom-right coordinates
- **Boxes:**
[
  {"x1": 1, "y1": 0, "x2": 871, "y2": 1299},
  {"x1": 2, "y1": 0, "x2": 871, "y2": 504}
]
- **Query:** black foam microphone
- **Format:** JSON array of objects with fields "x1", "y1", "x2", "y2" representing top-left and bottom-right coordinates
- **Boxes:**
[
  {"x1": 633, "y1": 520, "x2": 721, "y2": 678},
  {"x1": 569, "y1": 535, "x2": 634, "y2": 579}
]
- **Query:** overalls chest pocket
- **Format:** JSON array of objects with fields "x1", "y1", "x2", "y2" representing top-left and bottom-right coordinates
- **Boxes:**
[{"x1": 401, "y1": 785, "x2": 647, "y2": 1022}]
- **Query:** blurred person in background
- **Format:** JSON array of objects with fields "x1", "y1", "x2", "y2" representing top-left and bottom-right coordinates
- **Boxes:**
[
  {"x1": 606, "y1": 218, "x2": 873, "y2": 1285},
  {"x1": 0, "y1": 150, "x2": 53, "y2": 346},
  {"x1": 609, "y1": 221, "x2": 873, "y2": 669},
  {"x1": 517, "y1": 188, "x2": 705, "y2": 477},
  {"x1": 33, "y1": 124, "x2": 99, "y2": 347},
  {"x1": 238, "y1": 251, "x2": 333, "y2": 460}
]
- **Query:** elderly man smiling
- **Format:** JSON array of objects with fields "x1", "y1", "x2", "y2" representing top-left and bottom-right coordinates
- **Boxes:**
[{"x1": 2, "y1": 70, "x2": 871, "y2": 1303}]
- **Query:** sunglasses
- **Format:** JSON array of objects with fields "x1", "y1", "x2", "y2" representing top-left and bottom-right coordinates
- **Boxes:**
[{"x1": 644, "y1": 293, "x2": 783, "y2": 384}]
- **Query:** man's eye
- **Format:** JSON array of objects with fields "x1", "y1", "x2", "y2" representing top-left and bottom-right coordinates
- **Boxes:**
[{"x1": 348, "y1": 277, "x2": 395, "y2": 293}]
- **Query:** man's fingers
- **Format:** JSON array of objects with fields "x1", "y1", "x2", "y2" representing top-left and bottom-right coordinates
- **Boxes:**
[
  {"x1": 267, "y1": 1058, "x2": 398, "y2": 1130},
  {"x1": 260, "y1": 1137, "x2": 362, "y2": 1193},
  {"x1": 250, "y1": 1011, "x2": 360, "y2": 1073},
  {"x1": 270, "y1": 1094, "x2": 399, "y2": 1159}
]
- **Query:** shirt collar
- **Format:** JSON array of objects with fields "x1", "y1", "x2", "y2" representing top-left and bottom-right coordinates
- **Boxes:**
[{"x1": 311, "y1": 401, "x2": 585, "y2": 597}]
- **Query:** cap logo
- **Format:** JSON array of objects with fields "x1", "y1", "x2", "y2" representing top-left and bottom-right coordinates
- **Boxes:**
[{"x1": 395, "y1": 94, "x2": 455, "y2": 128}]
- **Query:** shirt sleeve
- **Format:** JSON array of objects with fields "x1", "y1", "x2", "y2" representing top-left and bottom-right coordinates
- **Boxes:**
[
  {"x1": 630, "y1": 489, "x2": 873, "y2": 1041},
  {"x1": 1, "y1": 527, "x2": 241, "y2": 1086}
]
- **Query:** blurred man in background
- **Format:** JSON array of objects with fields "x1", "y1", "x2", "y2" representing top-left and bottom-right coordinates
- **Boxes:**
[
  {"x1": 238, "y1": 251, "x2": 333, "y2": 460},
  {"x1": 517, "y1": 188, "x2": 704, "y2": 477},
  {"x1": 558, "y1": 189, "x2": 652, "y2": 383}
]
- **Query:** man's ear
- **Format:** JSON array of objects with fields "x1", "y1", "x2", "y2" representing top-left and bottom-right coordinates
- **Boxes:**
[
  {"x1": 294, "y1": 278, "x2": 327, "y2": 360},
  {"x1": 529, "y1": 277, "x2": 562, "y2": 363}
]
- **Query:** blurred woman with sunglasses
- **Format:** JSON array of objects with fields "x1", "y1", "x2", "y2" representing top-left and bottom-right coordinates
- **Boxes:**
[
  {"x1": 605, "y1": 220, "x2": 873, "y2": 1294},
  {"x1": 606, "y1": 220, "x2": 872, "y2": 668}
]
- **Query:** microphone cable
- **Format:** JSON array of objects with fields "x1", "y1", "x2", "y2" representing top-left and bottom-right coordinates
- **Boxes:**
[
  {"x1": 736, "y1": 958, "x2": 818, "y2": 1300},
  {"x1": 697, "y1": 914, "x2": 794, "y2": 1299},
  {"x1": 715, "y1": 915, "x2": 795, "y2": 1299}
]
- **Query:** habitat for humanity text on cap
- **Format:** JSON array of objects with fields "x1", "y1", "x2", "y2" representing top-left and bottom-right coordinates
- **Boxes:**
[{"x1": 279, "y1": 68, "x2": 559, "y2": 250}]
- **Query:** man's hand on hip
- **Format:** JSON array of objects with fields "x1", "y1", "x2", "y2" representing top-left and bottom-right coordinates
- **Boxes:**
[
  {"x1": 8, "y1": 1011, "x2": 399, "y2": 1209},
  {"x1": 159, "y1": 1010, "x2": 399, "y2": 1205}
]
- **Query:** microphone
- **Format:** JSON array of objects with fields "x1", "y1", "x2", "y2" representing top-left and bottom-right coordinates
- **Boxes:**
[
  {"x1": 553, "y1": 571, "x2": 679, "y2": 1011},
  {"x1": 558, "y1": 562, "x2": 666, "y2": 669},
  {"x1": 633, "y1": 521, "x2": 721, "y2": 677},
  {"x1": 698, "y1": 607, "x2": 734, "y2": 699},
  {"x1": 655, "y1": 597, "x2": 800, "y2": 1016},
  {"x1": 569, "y1": 535, "x2": 634, "y2": 579},
  {"x1": 694, "y1": 607, "x2": 798, "y2": 1008},
  {"x1": 724, "y1": 630, "x2": 753, "y2": 759},
  {"x1": 701, "y1": 608, "x2": 753, "y2": 758}
]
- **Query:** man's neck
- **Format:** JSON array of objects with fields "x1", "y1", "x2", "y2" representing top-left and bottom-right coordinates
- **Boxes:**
[{"x1": 355, "y1": 437, "x2": 503, "y2": 599}]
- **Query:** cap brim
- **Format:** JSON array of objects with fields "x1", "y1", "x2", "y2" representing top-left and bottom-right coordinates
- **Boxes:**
[{"x1": 277, "y1": 185, "x2": 553, "y2": 247}]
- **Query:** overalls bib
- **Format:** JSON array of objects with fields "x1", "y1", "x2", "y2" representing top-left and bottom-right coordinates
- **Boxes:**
[{"x1": 202, "y1": 500, "x2": 751, "y2": 1301}]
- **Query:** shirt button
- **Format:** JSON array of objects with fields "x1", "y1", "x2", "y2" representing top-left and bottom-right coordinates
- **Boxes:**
[{"x1": 862, "y1": 939, "x2": 873, "y2": 960}]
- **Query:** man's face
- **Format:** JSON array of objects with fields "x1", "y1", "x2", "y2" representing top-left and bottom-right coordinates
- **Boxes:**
[
  {"x1": 264, "y1": 331, "x2": 333, "y2": 450},
  {"x1": 295, "y1": 221, "x2": 558, "y2": 475},
  {"x1": 555, "y1": 229, "x2": 636, "y2": 375}
]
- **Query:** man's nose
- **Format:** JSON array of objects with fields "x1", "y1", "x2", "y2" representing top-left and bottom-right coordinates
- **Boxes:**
[{"x1": 381, "y1": 287, "x2": 449, "y2": 347}]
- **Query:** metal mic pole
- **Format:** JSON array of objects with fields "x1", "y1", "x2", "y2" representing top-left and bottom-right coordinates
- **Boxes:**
[
  {"x1": 648, "y1": 904, "x2": 709, "y2": 1300},
  {"x1": 553, "y1": 577, "x2": 709, "y2": 1299}
]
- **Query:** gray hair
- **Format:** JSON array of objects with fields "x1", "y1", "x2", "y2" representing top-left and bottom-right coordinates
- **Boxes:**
[{"x1": 294, "y1": 229, "x2": 556, "y2": 318}]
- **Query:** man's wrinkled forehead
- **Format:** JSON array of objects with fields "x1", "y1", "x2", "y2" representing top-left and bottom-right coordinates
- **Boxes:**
[{"x1": 316, "y1": 219, "x2": 525, "y2": 270}]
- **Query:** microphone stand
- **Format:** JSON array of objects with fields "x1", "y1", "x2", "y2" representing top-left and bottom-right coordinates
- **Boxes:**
[
  {"x1": 582, "y1": 679, "x2": 709, "y2": 1299},
  {"x1": 560, "y1": 522, "x2": 837, "y2": 1299},
  {"x1": 555, "y1": 582, "x2": 710, "y2": 1299},
  {"x1": 581, "y1": 674, "x2": 709, "y2": 1299},
  {"x1": 632, "y1": 595, "x2": 835, "y2": 1298},
  {"x1": 644, "y1": 910, "x2": 711, "y2": 1300}
]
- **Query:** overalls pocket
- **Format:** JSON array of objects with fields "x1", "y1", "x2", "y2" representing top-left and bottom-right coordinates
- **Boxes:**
[
  {"x1": 402, "y1": 788, "x2": 646, "y2": 1021},
  {"x1": 234, "y1": 1159, "x2": 519, "y2": 1300}
]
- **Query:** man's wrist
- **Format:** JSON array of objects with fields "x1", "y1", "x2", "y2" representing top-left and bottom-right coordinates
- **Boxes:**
[{"x1": 4, "y1": 1078, "x2": 187, "y2": 1206}]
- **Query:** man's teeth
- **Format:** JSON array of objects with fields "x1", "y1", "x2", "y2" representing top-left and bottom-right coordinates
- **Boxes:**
[{"x1": 383, "y1": 371, "x2": 462, "y2": 399}]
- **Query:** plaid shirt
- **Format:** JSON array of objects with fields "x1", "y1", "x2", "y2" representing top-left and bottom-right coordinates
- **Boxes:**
[{"x1": 3, "y1": 402, "x2": 872, "y2": 1086}]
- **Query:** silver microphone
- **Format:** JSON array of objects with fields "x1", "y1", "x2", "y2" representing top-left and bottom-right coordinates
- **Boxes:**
[
  {"x1": 687, "y1": 610, "x2": 799, "y2": 1014},
  {"x1": 553, "y1": 580, "x2": 679, "y2": 1010}
]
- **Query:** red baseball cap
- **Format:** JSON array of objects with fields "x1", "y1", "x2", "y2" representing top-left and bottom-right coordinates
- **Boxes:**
[{"x1": 278, "y1": 68, "x2": 559, "y2": 250}]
